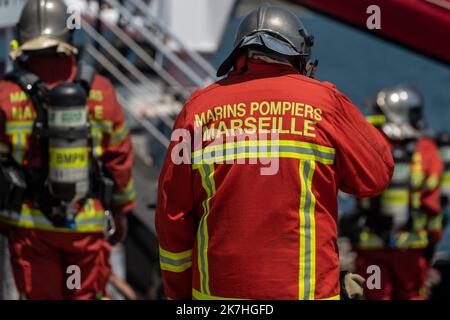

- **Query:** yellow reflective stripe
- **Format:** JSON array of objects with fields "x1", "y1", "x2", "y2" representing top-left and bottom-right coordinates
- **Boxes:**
[
  {"x1": 366, "y1": 115, "x2": 386, "y2": 126},
  {"x1": 10, "y1": 133, "x2": 24, "y2": 163},
  {"x1": 411, "y1": 173, "x2": 425, "y2": 189},
  {"x1": 196, "y1": 164, "x2": 215, "y2": 296},
  {"x1": 192, "y1": 289, "x2": 339, "y2": 300},
  {"x1": 6, "y1": 122, "x2": 33, "y2": 163},
  {"x1": 109, "y1": 123, "x2": 129, "y2": 146},
  {"x1": 358, "y1": 231, "x2": 384, "y2": 249},
  {"x1": 358, "y1": 230, "x2": 428, "y2": 249},
  {"x1": 424, "y1": 174, "x2": 439, "y2": 191},
  {"x1": 428, "y1": 215, "x2": 442, "y2": 232},
  {"x1": 159, "y1": 247, "x2": 192, "y2": 260},
  {"x1": 193, "y1": 140, "x2": 336, "y2": 156},
  {"x1": 192, "y1": 140, "x2": 336, "y2": 157},
  {"x1": 442, "y1": 172, "x2": 450, "y2": 186},
  {"x1": 193, "y1": 289, "x2": 244, "y2": 300},
  {"x1": 112, "y1": 179, "x2": 136, "y2": 205},
  {"x1": 298, "y1": 160, "x2": 316, "y2": 300},
  {"x1": 90, "y1": 120, "x2": 113, "y2": 133},
  {"x1": 90, "y1": 120, "x2": 113, "y2": 158},
  {"x1": 192, "y1": 140, "x2": 335, "y2": 166},
  {"x1": 411, "y1": 191, "x2": 421, "y2": 209},
  {"x1": 160, "y1": 262, "x2": 192, "y2": 273},
  {"x1": 413, "y1": 214, "x2": 427, "y2": 231},
  {"x1": 0, "y1": 200, "x2": 105, "y2": 232},
  {"x1": 5, "y1": 121, "x2": 33, "y2": 133},
  {"x1": 396, "y1": 230, "x2": 428, "y2": 249},
  {"x1": 0, "y1": 215, "x2": 102, "y2": 233},
  {"x1": 91, "y1": 128, "x2": 103, "y2": 158},
  {"x1": 320, "y1": 295, "x2": 340, "y2": 300},
  {"x1": 159, "y1": 247, "x2": 192, "y2": 272},
  {"x1": 380, "y1": 189, "x2": 409, "y2": 205}
]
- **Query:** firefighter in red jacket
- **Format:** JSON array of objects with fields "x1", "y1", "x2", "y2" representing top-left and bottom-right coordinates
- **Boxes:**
[
  {"x1": 0, "y1": 0, "x2": 136, "y2": 299},
  {"x1": 355, "y1": 85, "x2": 443, "y2": 300},
  {"x1": 156, "y1": 3, "x2": 393, "y2": 300}
]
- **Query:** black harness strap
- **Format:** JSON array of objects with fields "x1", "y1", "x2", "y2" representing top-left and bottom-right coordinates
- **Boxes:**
[{"x1": 5, "y1": 69, "x2": 48, "y2": 177}]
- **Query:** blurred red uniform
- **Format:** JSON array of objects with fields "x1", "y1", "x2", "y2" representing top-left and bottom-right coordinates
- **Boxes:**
[
  {"x1": 355, "y1": 137, "x2": 443, "y2": 300},
  {"x1": 156, "y1": 58, "x2": 394, "y2": 300},
  {"x1": 0, "y1": 56, "x2": 136, "y2": 299}
]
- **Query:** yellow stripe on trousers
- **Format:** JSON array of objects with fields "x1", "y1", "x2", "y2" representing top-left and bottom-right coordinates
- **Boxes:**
[
  {"x1": 196, "y1": 164, "x2": 216, "y2": 296},
  {"x1": 298, "y1": 160, "x2": 317, "y2": 300}
]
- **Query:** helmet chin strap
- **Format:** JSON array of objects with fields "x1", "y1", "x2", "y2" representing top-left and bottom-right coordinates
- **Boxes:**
[{"x1": 235, "y1": 53, "x2": 249, "y2": 74}]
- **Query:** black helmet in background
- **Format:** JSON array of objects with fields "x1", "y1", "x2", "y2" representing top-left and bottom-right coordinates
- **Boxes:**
[
  {"x1": 366, "y1": 85, "x2": 425, "y2": 140},
  {"x1": 11, "y1": 0, "x2": 78, "y2": 60},
  {"x1": 217, "y1": 3, "x2": 315, "y2": 77}
]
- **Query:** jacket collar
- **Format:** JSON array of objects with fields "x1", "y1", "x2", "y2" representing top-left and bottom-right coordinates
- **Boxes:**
[{"x1": 228, "y1": 54, "x2": 300, "y2": 77}]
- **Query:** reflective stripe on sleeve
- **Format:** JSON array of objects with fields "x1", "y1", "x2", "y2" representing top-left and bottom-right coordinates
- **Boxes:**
[
  {"x1": 112, "y1": 179, "x2": 136, "y2": 206},
  {"x1": 424, "y1": 174, "x2": 440, "y2": 191},
  {"x1": 90, "y1": 120, "x2": 113, "y2": 158},
  {"x1": 366, "y1": 115, "x2": 386, "y2": 126},
  {"x1": 5, "y1": 121, "x2": 33, "y2": 163},
  {"x1": 159, "y1": 247, "x2": 192, "y2": 273},
  {"x1": 109, "y1": 123, "x2": 129, "y2": 146}
]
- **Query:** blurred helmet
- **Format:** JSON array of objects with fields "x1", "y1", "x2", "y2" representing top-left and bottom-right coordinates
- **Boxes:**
[
  {"x1": 217, "y1": 3, "x2": 314, "y2": 77},
  {"x1": 437, "y1": 132, "x2": 450, "y2": 199},
  {"x1": 366, "y1": 85, "x2": 424, "y2": 140},
  {"x1": 11, "y1": 0, "x2": 78, "y2": 60}
]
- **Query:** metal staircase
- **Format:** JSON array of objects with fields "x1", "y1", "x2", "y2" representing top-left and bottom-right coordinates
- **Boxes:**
[{"x1": 80, "y1": 0, "x2": 218, "y2": 148}]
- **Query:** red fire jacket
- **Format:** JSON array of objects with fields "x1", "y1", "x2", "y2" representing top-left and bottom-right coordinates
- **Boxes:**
[
  {"x1": 156, "y1": 59, "x2": 394, "y2": 300},
  {"x1": 357, "y1": 136, "x2": 443, "y2": 250},
  {"x1": 0, "y1": 56, "x2": 136, "y2": 233}
]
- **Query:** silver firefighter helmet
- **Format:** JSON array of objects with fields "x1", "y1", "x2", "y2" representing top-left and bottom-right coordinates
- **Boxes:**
[
  {"x1": 217, "y1": 3, "x2": 314, "y2": 77},
  {"x1": 11, "y1": 0, "x2": 78, "y2": 59},
  {"x1": 368, "y1": 84, "x2": 424, "y2": 140}
]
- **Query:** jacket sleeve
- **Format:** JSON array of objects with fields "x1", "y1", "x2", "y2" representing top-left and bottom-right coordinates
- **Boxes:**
[
  {"x1": 331, "y1": 90, "x2": 394, "y2": 198},
  {"x1": 155, "y1": 107, "x2": 195, "y2": 300},
  {"x1": 99, "y1": 83, "x2": 136, "y2": 214},
  {"x1": 421, "y1": 139, "x2": 443, "y2": 244},
  {"x1": 0, "y1": 86, "x2": 10, "y2": 234}
]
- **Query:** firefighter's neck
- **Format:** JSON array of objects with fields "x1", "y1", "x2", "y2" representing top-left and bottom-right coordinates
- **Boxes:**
[{"x1": 24, "y1": 55, "x2": 77, "y2": 87}]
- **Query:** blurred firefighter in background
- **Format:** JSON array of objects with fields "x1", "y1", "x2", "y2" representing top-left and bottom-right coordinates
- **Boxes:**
[
  {"x1": 351, "y1": 85, "x2": 443, "y2": 300},
  {"x1": 156, "y1": 3, "x2": 393, "y2": 300},
  {"x1": 427, "y1": 132, "x2": 450, "y2": 300},
  {"x1": 0, "y1": 0, "x2": 136, "y2": 299}
]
